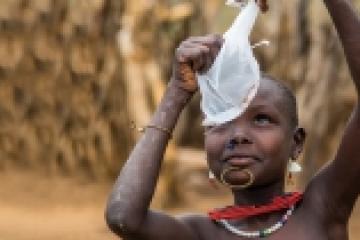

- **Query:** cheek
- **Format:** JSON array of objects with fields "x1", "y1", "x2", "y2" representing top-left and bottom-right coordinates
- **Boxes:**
[
  {"x1": 254, "y1": 130, "x2": 291, "y2": 181},
  {"x1": 204, "y1": 134, "x2": 226, "y2": 168},
  {"x1": 256, "y1": 130, "x2": 290, "y2": 160}
]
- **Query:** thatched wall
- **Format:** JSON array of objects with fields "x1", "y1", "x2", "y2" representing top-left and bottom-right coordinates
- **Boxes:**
[
  {"x1": 0, "y1": 0, "x2": 358, "y2": 189},
  {"x1": 0, "y1": 0, "x2": 131, "y2": 178}
]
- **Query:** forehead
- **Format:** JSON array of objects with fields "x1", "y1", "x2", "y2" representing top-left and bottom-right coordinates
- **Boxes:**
[{"x1": 247, "y1": 79, "x2": 286, "y2": 113}]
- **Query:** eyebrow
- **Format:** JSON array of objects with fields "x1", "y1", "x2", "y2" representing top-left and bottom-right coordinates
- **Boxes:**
[
  {"x1": 246, "y1": 103, "x2": 281, "y2": 115},
  {"x1": 247, "y1": 104, "x2": 275, "y2": 111}
]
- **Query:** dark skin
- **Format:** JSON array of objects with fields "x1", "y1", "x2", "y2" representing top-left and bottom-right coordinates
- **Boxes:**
[{"x1": 106, "y1": 0, "x2": 360, "y2": 239}]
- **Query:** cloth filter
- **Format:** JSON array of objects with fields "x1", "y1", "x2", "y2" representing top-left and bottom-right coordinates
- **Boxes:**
[{"x1": 198, "y1": 0, "x2": 261, "y2": 126}]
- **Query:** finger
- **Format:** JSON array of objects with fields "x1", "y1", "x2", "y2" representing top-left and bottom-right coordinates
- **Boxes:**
[
  {"x1": 206, "y1": 34, "x2": 224, "y2": 49},
  {"x1": 176, "y1": 46, "x2": 208, "y2": 71},
  {"x1": 176, "y1": 45, "x2": 200, "y2": 63},
  {"x1": 207, "y1": 38, "x2": 223, "y2": 64},
  {"x1": 175, "y1": 48, "x2": 187, "y2": 63},
  {"x1": 176, "y1": 37, "x2": 221, "y2": 73},
  {"x1": 192, "y1": 46, "x2": 210, "y2": 71},
  {"x1": 176, "y1": 41, "x2": 207, "y2": 60},
  {"x1": 180, "y1": 44, "x2": 220, "y2": 73},
  {"x1": 178, "y1": 45, "x2": 208, "y2": 60},
  {"x1": 197, "y1": 52, "x2": 210, "y2": 73},
  {"x1": 200, "y1": 36, "x2": 223, "y2": 62},
  {"x1": 186, "y1": 34, "x2": 224, "y2": 48},
  {"x1": 198, "y1": 53, "x2": 213, "y2": 74},
  {"x1": 196, "y1": 46, "x2": 214, "y2": 73},
  {"x1": 202, "y1": 50, "x2": 217, "y2": 73},
  {"x1": 201, "y1": 39, "x2": 223, "y2": 72},
  {"x1": 180, "y1": 35, "x2": 223, "y2": 58}
]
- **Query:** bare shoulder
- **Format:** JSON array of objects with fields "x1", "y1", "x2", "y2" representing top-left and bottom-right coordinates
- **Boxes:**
[
  {"x1": 178, "y1": 208, "x2": 349, "y2": 240},
  {"x1": 297, "y1": 108, "x2": 360, "y2": 226},
  {"x1": 271, "y1": 202, "x2": 349, "y2": 240}
]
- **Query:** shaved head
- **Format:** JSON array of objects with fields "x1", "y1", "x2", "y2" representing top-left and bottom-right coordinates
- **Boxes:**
[{"x1": 259, "y1": 74, "x2": 299, "y2": 130}]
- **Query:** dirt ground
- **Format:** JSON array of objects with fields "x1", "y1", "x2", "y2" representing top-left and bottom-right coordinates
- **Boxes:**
[{"x1": 0, "y1": 171, "x2": 359, "y2": 240}]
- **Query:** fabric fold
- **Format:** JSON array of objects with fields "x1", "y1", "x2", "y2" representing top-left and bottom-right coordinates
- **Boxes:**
[{"x1": 198, "y1": 0, "x2": 261, "y2": 126}]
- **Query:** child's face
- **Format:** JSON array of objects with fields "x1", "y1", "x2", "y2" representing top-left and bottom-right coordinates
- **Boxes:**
[{"x1": 204, "y1": 81, "x2": 299, "y2": 188}]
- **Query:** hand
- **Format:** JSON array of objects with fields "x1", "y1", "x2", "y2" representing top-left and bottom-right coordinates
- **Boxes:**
[{"x1": 171, "y1": 34, "x2": 224, "y2": 93}]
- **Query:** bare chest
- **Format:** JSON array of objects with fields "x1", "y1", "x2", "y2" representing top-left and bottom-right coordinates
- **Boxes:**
[{"x1": 197, "y1": 215, "x2": 348, "y2": 240}]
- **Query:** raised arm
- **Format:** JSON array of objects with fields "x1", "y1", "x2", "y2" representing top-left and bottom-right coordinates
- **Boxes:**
[
  {"x1": 304, "y1": 0, "x2": 360, "y2": 224},
  {"x1": 325, "y1": 0, "x2": 360, "y2": 88},
  {"x1": 105, "y1": 35, "x2": 223, "y2": 240}
]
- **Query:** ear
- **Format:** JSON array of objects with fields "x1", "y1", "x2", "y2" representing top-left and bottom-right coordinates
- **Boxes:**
[{"x1": 291, "y1": 127, "x2": 306, "y2": 160}]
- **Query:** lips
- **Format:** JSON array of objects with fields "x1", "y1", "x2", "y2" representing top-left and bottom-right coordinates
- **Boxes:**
[{"x1": 223, "y1": 154, "x2": 259, "y2": 167}]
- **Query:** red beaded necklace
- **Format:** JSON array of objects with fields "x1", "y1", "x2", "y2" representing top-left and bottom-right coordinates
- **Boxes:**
[{"x1": 208, "y1": 192, "x2": 303, "y2": 220}]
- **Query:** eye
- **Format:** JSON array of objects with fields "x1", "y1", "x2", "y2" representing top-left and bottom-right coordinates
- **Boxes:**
[
  {"x1": 205, "y1": 122, "x2": 230, "y2": 134},
  {"x1": 204, "y1": 125, "x2": 214, "y2": 133},
  {"x1": 254, "y1": 114, "x2": 272, "y2": 125}
]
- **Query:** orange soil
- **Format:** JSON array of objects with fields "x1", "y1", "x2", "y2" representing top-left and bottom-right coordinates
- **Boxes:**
[{"x1": 0, "y1": 172, "x2": 358, "y2": 240}]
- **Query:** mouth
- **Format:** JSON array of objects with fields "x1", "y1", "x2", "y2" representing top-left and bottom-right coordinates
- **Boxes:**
[{"x1": 223, "y1": 155, "x2": 259, "y2": 167}]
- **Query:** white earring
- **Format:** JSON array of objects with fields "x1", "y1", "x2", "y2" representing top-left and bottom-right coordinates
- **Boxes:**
[
  {"x1": 208, "y1": 171, "x2": 219, "y2": 189},
  {"x1": 287, "y1": 160, "x2": 302, "y2": 185},
  {"x1": 288, "y1": 160, "x2": 302, "y2": 173}
]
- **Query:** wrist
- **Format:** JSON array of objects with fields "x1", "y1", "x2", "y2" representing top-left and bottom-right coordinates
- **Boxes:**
[
  {"x1": 167, "y1": 79, "x2": 195, "y2": 103},
  {"x1": 149, "y1": 80, "x2": 194, "y2": 131}
]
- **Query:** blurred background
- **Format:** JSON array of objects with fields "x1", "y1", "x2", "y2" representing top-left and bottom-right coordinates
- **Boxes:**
[{"x1": 0, "y1": 0, "x2": 359, "y2": 239}]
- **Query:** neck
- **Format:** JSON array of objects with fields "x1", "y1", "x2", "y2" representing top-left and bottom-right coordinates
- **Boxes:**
[{"x1": 232, "y1": 180, "x2": 285, "y2": 206}]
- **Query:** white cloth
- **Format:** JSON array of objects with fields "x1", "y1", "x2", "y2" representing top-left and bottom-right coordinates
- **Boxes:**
[
  {"x1": 226, "y1": 0, "x2": 249, "y2": 8},
  {"x1": 198, "y1": 0, "x2": 260, "y2": 126}
]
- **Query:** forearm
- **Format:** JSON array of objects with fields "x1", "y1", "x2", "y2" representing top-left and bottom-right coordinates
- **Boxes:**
[
  {"x1": 106, "y1": 82, "x2": 193, "y2": 233},
  {"x1": 324, "y1": 0, "x2": 360, "y2": 91}
]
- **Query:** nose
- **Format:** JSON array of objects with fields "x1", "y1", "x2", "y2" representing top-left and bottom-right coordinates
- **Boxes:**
[
  {"x1": 225, "y1": 138, "x2": 238, "y2": 150},
  {"x1": 226, "y1": 130, "x2": 253, "y2": 150},
  {"x1": 225, "y1": 136, "x2": 252, "y2": 150}
]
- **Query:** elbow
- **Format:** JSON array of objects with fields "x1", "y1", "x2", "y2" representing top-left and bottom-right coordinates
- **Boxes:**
[
  {"x1": 105, "y1": 206, "x2": 123, "y2": 234},
  {"x1": 105, "y1": 203, "x2": 142, "y2": 236}
]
